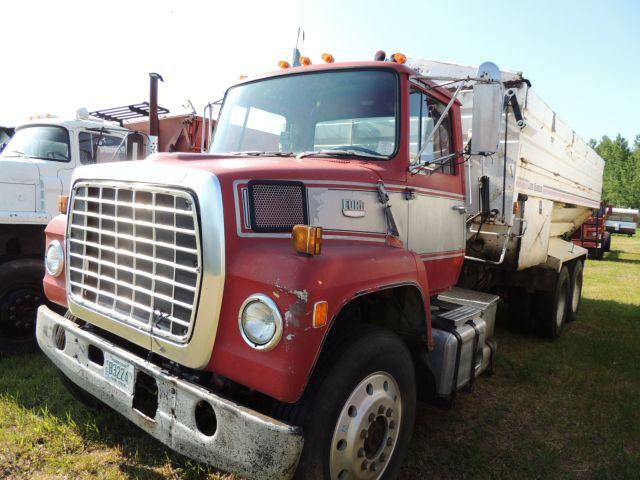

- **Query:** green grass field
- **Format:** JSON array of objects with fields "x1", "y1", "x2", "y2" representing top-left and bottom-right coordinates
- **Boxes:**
[{"x1": 1, "y1": 236, "x2": 638, "y2": 479}]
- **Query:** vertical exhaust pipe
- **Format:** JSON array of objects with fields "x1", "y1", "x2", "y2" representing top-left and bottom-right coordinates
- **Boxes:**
[{"x1": 149, "y1": 72, "x2": 164, "y2": 147}]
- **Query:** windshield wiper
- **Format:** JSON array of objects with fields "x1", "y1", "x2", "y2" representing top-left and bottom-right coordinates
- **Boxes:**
[
  {"x1": 5, "y1": 150, "x2": 41, "y2": 160},
  {"x1": 228, "y1": 151, "x2": 294, "y2": 157},
  {"x1": 296, "y1": 149, "x2": 387, "y2": 160}
]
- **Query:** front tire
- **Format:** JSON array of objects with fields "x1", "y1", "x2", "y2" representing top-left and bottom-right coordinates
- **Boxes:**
[
  {"x1": 0, "y1": 258, "x2": 45, "y2": 356},
  {"x1": 292, "y1": 327, "x2": 416, "y2": 479}
]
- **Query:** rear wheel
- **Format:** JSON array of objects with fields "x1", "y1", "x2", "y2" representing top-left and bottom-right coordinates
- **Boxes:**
[
  {"x1": 535, "y1": 266, "x2": 570, "y2": 339},
  {"x1": 603, "y1": 232, "x2": 611, "y2": 252},
  {"x1": 507, "y1": 287, "x2": 534, "y2": 333},
  {"x1": 289, "y1": 327, "x2": 416, "y2": 480},
  {"x1": 566, "y1": 260, "x2": 584, "y2": 323},
  {"x1": 0, "y1": 258, "x2": 45, "y2": 356}
]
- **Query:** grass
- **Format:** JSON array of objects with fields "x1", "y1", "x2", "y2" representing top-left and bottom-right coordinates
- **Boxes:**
[{"x1": 1, "y1": 236, "x2": 639, "y2": 479}]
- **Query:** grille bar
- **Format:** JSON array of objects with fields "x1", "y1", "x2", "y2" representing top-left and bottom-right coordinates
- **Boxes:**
[
  {"x1": 67, "y1": 182, "x2": 202, "y2": 343},
  {"x1": 70, "y1": 223, "x2": 198, "y2": 254},
  {"x1": 73, "y1": 195, "x2": 194, "y2": 216},
  {"x1": 72, "y1": 210, "x2": 196, "y2": 235},
  {"x1": 68, "y1": 252, "x2": 196, "y2": 291}
]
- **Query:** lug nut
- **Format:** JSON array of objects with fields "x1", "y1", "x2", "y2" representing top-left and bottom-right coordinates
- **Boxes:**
[
  {"x1": 34, "y1": 297, "x2": 40, "y2": 303},
  {"x1": 25, "y1": 295, "x2": 31, "y2": 301},
  {"x1": 9, "y1": 315, "x2": 16, "y2": 321},
  {"x1": 357, "y1": 448, "x2": 365, "y2": 458},
  {"x1": 370, "y1": 462, "x2": 377, "y2": 472},
  {"x1": 386, "y1": 408, "x2": 393, "y2": 417},
  {"x1": 361, "y1": 460, "x2": 369, "y2": 470},
  {"x1": 9, "y1": 306, "x2": 15, "y2": 312},
  {"x1": 360, "y1": 429, "x2": 368, "y2": 439},
  {"x1": 389, "y1": 420, "x2": 396, "y2": 430},
  {"x1": 368, "y1": 413, "x2": 375, "y2": 423},
  {"x1": 379, "y1": 452, "x2": 386, "y2": 462},
  {"x1": 387, "y1": 437, "x2": 393, "y2": 446},
  {"x1": 378, "y1": 405, "x2": 385, "y2": 414}
]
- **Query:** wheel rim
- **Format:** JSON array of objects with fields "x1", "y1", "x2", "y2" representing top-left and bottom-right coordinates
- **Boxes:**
[
  {"x1": 556, "y1": 280, "x2": 568, "y2": 328},
  {"x1": 329, "y1": 372, "x2": 402, "y2": 480},
  {"x1": 0, "y1": 286, "x2": 41, "y2": 341},
  {"x1": 571, "y1": 270, "x2": 583, "y2": 313}
]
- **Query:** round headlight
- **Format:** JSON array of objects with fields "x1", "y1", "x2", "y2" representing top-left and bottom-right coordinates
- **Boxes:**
[
  {"x1": 239, "y1": 294, "x2": 283, "y2": 350},
  {"x1": 45, "y1": 240, "x2": 64, "y2": 277}
]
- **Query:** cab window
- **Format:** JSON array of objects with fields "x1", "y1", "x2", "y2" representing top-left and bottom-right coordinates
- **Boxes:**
[
  {"x1": 79, "y1": 132, "x2": 127, "y2": 164},
  {"x1": 409, "y1": 89, "x2": 454, "y2": 174}
]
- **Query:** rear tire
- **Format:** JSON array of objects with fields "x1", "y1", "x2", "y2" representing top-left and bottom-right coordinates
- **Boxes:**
[
  {"x1": 603, "y1": 232, "x2": 611, "y2": 252},
  {"x1": 507, "y1": 287, "x2": 534, "y2": 333},
  {"x1": 0, "y1": 258, "x2": 45, "y2": 356},
  {"x1": 534, "y1": 266, "x2": 570, "y2": 339},
  {"x1": 566, "y1": 260, "x2": 584, "y2": 323},
  {"x1": 287, "y1": 327, "x2": 416, "y2": 480}
]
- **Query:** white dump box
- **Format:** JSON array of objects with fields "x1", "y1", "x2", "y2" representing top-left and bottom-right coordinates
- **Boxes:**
[{"x1": 409, "y1": 59, "x2": 605, "y2": 271}]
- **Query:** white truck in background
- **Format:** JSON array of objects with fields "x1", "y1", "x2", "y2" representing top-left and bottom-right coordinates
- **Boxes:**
[{"x1": 0, "y1": 114, "x2": 147, "y2": 354}]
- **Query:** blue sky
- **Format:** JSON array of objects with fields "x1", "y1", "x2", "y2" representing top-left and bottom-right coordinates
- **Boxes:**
[{"x1": 1, "y1": 0, "x2": 638, "y2": 144}]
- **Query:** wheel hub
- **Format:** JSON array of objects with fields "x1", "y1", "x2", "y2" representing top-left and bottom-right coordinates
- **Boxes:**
[
  {"x1": 0, "y1": 287, "x2": 41, "y2": 339},
  {"x1": 329, "y1": 372, "x2": 401, "y2": 480}
]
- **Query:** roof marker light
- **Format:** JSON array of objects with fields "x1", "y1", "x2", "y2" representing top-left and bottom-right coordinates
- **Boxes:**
[
  {"x1": 391, "y1": 53, "x2": 407, "y2": 64},
  {"x1": 300, "y1": 56, "x2": 312, "y2": 66},
  {"x1": 278, "y1": 60, "x2": 291, "y2": 69},
  {"x1": 321, "y1": 53, "x2": 334, "y2": 63}
]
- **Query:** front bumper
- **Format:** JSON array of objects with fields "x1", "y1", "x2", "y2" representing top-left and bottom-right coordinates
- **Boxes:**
[{"x1": 36, "y1": 306, "x2": 303, "y2": 480}]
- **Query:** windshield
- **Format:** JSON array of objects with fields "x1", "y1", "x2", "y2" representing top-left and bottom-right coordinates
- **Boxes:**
[
  {"x1": 0, "y1": 125, "x2": 70, "y2": 161},
  {"x1": 210, "y1": 69, "x2": 399, "y2": 158}
]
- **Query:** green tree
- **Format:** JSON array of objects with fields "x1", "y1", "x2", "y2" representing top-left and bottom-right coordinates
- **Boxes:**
[{"x1": 591, "y1": 134, "x2": 639, "y2": 208}]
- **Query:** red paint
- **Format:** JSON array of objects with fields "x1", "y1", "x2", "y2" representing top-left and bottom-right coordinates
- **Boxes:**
[{"x1": 43, "y1": 214, "x2": 68, "y2": 308}]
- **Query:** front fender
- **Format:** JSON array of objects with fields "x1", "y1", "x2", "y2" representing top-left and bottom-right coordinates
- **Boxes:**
[
  {"x1": 209, "y1": 239, "x2": 428, "y2": 403},
  {"x1": 43, "y1": 214, "x2": 67, "y2": 308}
]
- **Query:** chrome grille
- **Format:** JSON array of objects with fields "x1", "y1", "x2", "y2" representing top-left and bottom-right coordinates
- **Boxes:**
[
  {"x1": 248, "y1": 181, "x2": 307, "y2": 232},
  {"x1": 67, "y1": 182, "x2": 202, "y2": 343}
]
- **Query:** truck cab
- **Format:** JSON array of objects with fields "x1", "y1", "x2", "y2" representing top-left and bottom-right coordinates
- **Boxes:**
[
  {"x1": 35, "y1": 56, "x2": 603, "y2": 479},
  {"x1": 0, "y1": 115, "x2": 144, "y2": 354}
]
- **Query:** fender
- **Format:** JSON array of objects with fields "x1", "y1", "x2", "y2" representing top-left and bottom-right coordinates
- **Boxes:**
[
  {"x1": 43, "y1": 214, "x2": 68, "y2": 308},
  {"x1": 208, "y1": 239, "x2": 431, "y2": 403}
]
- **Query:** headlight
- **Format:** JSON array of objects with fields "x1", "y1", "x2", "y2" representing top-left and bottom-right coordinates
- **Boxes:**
[
  {"x1": 45, "y1": 240, "x2": 64, "y2": 277},
  {"x1": 238, "y1": 294, "x2": 283, "y2": 350}
]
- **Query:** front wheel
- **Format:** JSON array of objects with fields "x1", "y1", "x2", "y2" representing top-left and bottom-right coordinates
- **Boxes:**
[
  {"x1": 0, "y1": 258, "x2": 46, "y2": 356},
  {"x1": 292, "y1": 327, "x2": 416, "y2": 479}
]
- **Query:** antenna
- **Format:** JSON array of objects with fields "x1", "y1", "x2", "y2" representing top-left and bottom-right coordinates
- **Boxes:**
[{"x1": 292, "y1": 0, "x2": 305, "y2": 66}]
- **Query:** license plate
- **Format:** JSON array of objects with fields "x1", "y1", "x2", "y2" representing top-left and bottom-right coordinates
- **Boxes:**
[{"x1": 103, "y1": 352, "x2": 135, "y2": 395}]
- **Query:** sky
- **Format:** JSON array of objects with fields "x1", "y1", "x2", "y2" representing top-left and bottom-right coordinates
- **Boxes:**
[{"x1": 1, "y1": 0, "x2": 638, "y2": 144}]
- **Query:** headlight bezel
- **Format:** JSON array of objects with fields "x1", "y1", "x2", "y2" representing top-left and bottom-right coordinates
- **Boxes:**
[
  {"x1": 45, "y1": 240, "x2": 64, "y2": 277},
  {"x1": 238, "y1": 294, "x2": 283, "y2": 351}
]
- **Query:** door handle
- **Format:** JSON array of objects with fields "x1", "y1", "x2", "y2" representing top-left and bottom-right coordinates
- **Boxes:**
[{"x1": 452, "y1": 205, "x2": 466, "y2": 214}]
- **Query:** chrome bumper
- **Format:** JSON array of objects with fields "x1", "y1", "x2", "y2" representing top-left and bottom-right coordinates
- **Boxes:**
[{"x1": 36, "y1": 305, "x2": 303, "y2": 480}]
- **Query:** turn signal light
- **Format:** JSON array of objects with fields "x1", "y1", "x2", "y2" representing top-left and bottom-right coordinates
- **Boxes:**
[
  {"x1": 278, "y1": 60, "x2": 291, "y2": 69},
  {"x1": 391, "y1": 52, "x2": 407, "y2": 64},
  {"x1": 313, "y1": 301, "x2": 328, "y2": 328},
  {"x1": 292, "y1": 225, "x2": 323, "y2": 255},
  {"x1": 321, "y1": 53, "x2": 334, "y2": 63},
  {"x1": 58, "y1": 195, "x2": 69, "y2": 214},
  {"x1": 300, "y1": 56, "x2": 312, "y2": 66}
]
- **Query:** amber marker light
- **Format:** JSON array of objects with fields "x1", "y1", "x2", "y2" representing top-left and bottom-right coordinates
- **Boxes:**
[
  {"x1": 279, "y1": 60, "x2": 291, "y2": 69},
  {"x1": 391, "y1": 53, "x2": 407, "y2": 64},
  {"x1": 300, "y1": 56, "x2": 312, "y2": 66},
  {"x1": 58, "y1": 195, "x2": 69, "y2": 214},
  {"x1": 313, "y1": 301, "x2": 329, "y2": 328},
  {"x1": 321, "y1": 53, "x2": 334, "y2": 63},
  {"x1": 292, "y1": 225, "x2": 323, "y2": 255}
]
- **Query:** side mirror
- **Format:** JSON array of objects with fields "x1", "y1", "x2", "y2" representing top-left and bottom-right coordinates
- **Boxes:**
[{"x1": 470, "y1": 62, "x2": 504, "y2": 156}]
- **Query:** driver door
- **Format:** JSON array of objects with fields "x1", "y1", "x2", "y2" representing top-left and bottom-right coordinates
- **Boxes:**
[{"x1": 406, "y1": 87, "x2": 466, "y2": 293}]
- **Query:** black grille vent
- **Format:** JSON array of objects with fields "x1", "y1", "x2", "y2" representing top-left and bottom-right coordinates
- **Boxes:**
[{"x1": 248, "y1": 181, "x2": 308, "y2": 232}]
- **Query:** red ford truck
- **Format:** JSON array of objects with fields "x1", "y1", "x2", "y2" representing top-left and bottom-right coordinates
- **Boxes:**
[
  {"x1": 36, "y1": 54, "x2": 604, "y2": 479},
  {"x1": 571, "y1": 203, "x2": 611, "y2": 260}
]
